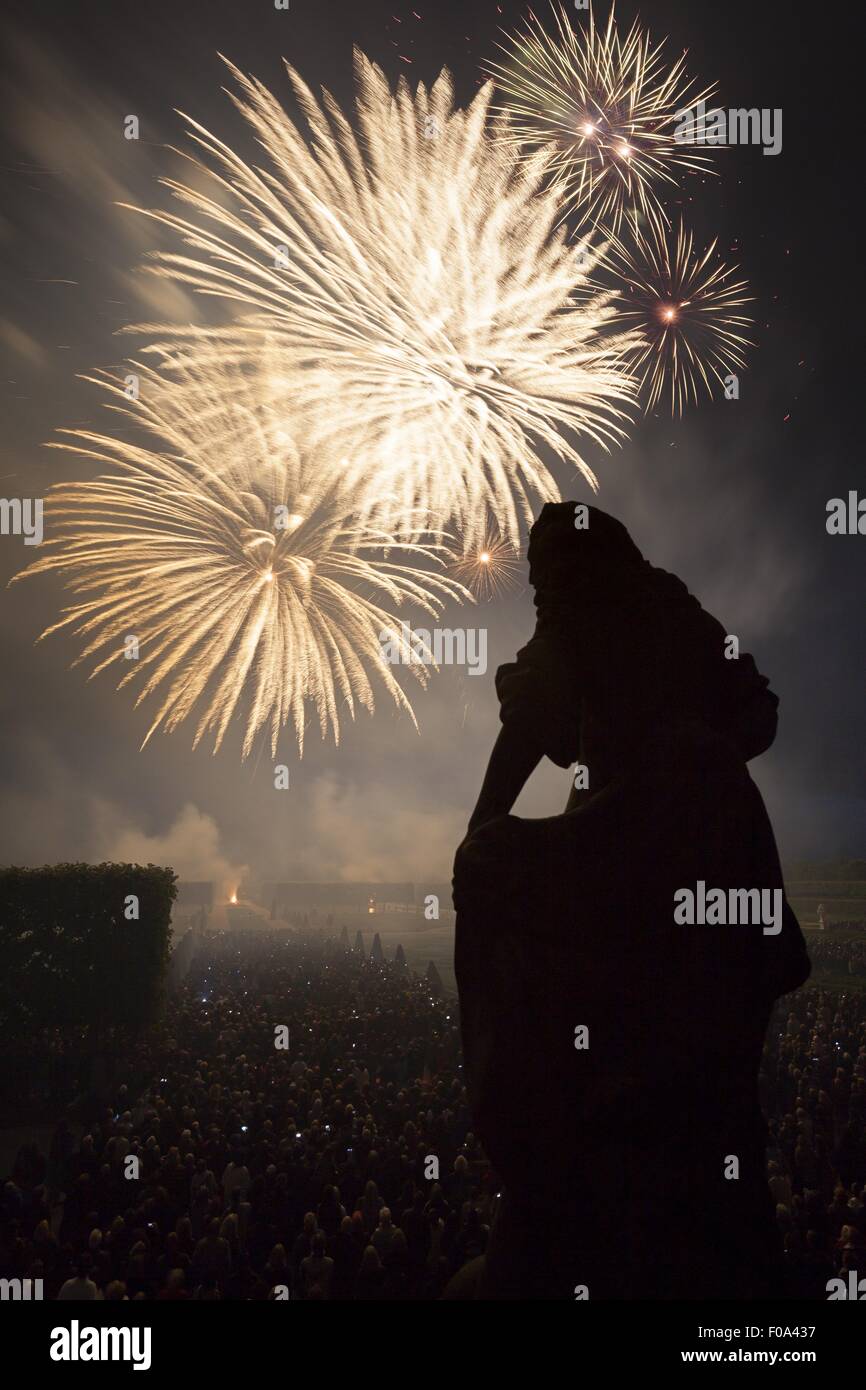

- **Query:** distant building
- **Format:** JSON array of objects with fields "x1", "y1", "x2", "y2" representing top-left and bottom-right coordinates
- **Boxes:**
[{"x1": 261, "y1": 882, "x2": 415, "y2": 915}]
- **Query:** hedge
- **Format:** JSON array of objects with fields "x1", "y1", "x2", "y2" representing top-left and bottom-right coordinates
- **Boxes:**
[{"x1": 0, "y1": 862, "x2": 176, "y2": 1042}]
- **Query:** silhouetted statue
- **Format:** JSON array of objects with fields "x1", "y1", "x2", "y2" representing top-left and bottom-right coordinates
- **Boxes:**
[{"x1": 452, "y1": 503, "x2": 810, "y2": 1300}]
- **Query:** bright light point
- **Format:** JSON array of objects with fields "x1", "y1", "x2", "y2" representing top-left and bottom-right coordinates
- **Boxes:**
[
  {"x1": 619, "y1": 143, "x2": 631, "y2": 157},
  {"x1": 581, "y1": 121, "x2": 595, "y2": 136},
  {"x1": 480, "y1": 551, "x2": 490, "y2": 564},
  {"x1": 264, "y1": 569, "x2": 274, "y2": 582},
  {"x1": 661, "y1": 306, "x2": 677, "y2": 322},
  {"x1": 229, "y1": 893, "x2": 238, "y2": 904}
]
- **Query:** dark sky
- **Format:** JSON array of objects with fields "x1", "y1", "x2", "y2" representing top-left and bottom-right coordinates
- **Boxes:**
[{"x1": 0, "y1": 0, "x2": 862, "y2": 889}]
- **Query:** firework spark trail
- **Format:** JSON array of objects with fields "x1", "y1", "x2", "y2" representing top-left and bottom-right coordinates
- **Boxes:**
[
  {"x1": 603, "y1": 218, "x2": 753, "y2": 415},
  {"x1": 487, "y1": 2, "x2": 717, "y2": 233},
  {"x1": 122, "y1": 49, "x2": 638, "y2": 549},
  {"x1": 13, "y1": 365, "x2": 469, "y2": 757}
]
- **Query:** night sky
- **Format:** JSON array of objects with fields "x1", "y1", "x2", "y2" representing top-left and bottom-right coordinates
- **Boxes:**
[{"x1": 0, "y1": 0, "x2": 862, "y2": 890}]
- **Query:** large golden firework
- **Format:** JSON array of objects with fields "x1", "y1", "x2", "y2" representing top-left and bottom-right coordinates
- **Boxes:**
[
  {"x1": 605, "y1": 219, "x2": 752, "y2": 415},
  {"x1": 14, "y1": 366, "x2": 467, "y2": 757},
  {"x1": 487, "y1": 3, "x2": 716, "y2": 232},
  {"x1": 125, "y1": 50, "x2": 637, "y2": 549}
]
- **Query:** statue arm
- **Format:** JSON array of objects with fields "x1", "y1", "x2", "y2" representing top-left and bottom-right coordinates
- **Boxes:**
[{"x1": 467, "y1": 721, "x2": 543, "y2": 835}]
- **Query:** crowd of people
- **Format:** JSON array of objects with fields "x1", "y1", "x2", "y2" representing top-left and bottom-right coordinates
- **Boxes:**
[
  {"x1": 806, "y1": 936, "x2": 866, "y2": 976},
  {"x1": 761, "y1": 982, "x2": 866, "y2": 1296},
  {"x1": 1, "y1": 926, "x2": 865, "y2": 1300},
  {"x1": 2, "y1": 932, "x2": 489, "y2": 1300}
]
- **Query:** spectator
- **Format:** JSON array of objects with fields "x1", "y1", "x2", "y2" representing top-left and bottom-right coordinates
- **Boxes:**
[
  {"x1": 57, "y1": 1257, "x2": 99, "y2": 1301},
  {"x1": 300, "y1": 1232, "x2": 334, "y2": 1299}
]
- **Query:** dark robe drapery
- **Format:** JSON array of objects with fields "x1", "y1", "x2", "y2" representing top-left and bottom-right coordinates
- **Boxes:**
[{"x1": 453, "y1": 503, "x2": 810, "y2": 1300}]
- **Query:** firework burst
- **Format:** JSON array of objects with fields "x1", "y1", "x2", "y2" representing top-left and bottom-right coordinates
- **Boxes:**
[
  {"x1": 487, "y1": 2, "x2": 717, "y2": 232},
  {"x1": 605, "y1": 219, "x2": 752, "y2": 415},
  {"x1": 124, "y1": 49, "x2": 637, "y2": 549},
  {"x1": 14, "y1": 366, "x2": 468, "y2": 757},
  {"x1": 452, "y1": 533, "x2": 523, "y2": 602}
]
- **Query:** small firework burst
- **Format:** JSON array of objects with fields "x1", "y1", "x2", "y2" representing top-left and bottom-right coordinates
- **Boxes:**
[
  {"x1": 487, "y1": 2, "x2": 717, "y2": 232},
  {"x1": 605, "y1": 218, "x2": 752, "y2": 415},
  {"x1": 453, "y1": 534, "x2": 523, "y2": 601}
]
